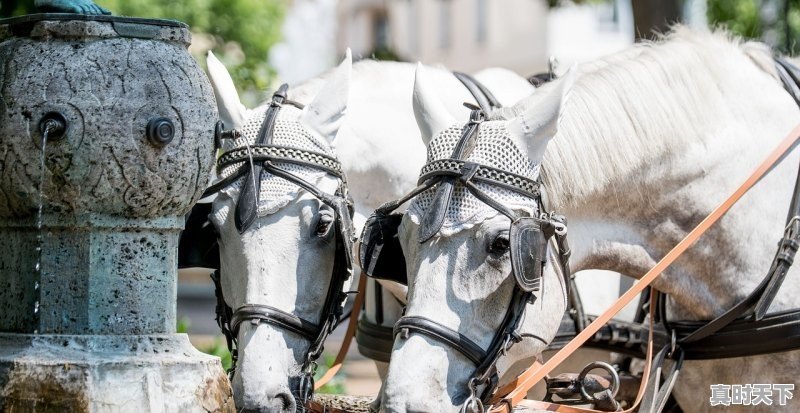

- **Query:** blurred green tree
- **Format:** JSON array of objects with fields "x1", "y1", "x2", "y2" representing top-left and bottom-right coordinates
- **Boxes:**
[
  {"x1": 1, "y1": 0, "x2": 286, "y2": 102},
  {"x1": 708, "y1": 0, "x2": 800, "y2": 54}
]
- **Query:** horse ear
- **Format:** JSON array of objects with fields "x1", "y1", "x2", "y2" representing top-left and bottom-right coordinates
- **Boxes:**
[
  {"x1": 508, "y1": 65, "x2": 577, "y2": 163},
  {"x1": 300, "y1": 49, "x2": 352, "y2": 146},
  {"x1": 206, "y1": 51, "x2": 247, "y2": 129},
  {"x1": 413, "y1": 63, "x2": 456, "y2": 146}
]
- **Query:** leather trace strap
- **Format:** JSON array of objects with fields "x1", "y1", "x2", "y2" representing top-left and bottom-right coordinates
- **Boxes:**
[{"x1": 486, "y1": 122, "x2": 800, "y2": 413}]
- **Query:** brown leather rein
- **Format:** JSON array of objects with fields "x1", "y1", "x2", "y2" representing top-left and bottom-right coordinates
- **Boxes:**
[{"x1": 485, "y1": 122, "x2": 800, "y2": 412}]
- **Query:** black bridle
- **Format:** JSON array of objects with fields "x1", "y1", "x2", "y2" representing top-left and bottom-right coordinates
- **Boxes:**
[
  {"x1": 363, "y1": 108, "x2": 572, "y2": 411},
  {"x1": 194, "y1": 84, "x2": 356, "y2": 404}
]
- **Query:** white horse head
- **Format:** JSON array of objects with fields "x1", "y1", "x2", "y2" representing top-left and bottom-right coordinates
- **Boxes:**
[
  {"x1": 379, "y1": 64, "x2": 576, "y2": 412},
  {"x1": 206, "y1": 50, "x2": 353, "y2": 413}
]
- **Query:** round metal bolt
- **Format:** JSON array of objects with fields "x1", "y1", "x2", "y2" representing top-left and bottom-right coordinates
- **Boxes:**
[{"x1": 147, "y1": 117, "x2": 175, "y2": 146}]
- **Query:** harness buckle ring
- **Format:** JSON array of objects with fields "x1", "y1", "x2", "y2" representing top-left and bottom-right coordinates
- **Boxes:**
[
  {"x1": 577, "y1": 361, "x2": 620, "y2": 401},
  {"x1": 461, "y1": 378, "x2": 485, "y2": 413}
]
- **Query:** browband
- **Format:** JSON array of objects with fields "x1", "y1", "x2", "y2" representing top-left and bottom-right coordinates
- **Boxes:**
[
  {"x1": 217, "y1": 145, "x2": 344, "y2": 178},
  {"x1": 418, "y1": 158, "x2": 541, "y2": 198}
]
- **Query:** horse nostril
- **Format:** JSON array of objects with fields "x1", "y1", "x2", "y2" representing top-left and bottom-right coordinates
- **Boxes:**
[{"x1": 275, "y1": 392, "x2": 295, "y2": 413}]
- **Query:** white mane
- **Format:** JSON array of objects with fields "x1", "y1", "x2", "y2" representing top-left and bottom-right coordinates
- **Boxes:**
[{"x1": 504, "y1": 28, "x2": 781, "y2": 208}]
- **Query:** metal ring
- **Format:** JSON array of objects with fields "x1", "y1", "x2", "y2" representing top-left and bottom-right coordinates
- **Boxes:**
[
  {"x1": 461, "y1": 396, "x2": 484, "y2": 413},
  {"x1": 578, "y1": 361, "x2": 620, "y2": 401},
  {"x1": 462, "y1": 379, "x2": 485, "y2": 413}
]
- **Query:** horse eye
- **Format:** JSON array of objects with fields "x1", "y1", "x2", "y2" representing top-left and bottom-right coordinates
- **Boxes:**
[
  {"x1": 489, "y1": 232, "x2": 510, "y2": 255},
  {"x1": 316, "y1": 210, "x2": 335, "y2": 237}
]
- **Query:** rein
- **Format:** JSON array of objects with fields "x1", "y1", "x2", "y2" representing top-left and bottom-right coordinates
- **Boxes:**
[{"x1": 485, "y1": 121, "x2": 800, "y2": 413}]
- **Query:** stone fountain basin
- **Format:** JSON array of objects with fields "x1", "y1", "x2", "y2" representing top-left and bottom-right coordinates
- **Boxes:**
[{"x1": 0, "y1": 14, "x2": 217, "y2": 219}]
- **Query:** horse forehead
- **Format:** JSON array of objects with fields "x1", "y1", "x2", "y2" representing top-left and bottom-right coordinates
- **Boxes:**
[
  {"x1": 218, "y1": 105, "x2": 338, "y2": 217},
  {"x1": 408, "y1": 121, "x2": 539, "y2": 235}
]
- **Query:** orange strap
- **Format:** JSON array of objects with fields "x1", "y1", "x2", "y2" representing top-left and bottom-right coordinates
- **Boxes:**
[
  {"x1": 488, "y1": 123, "x2": 800, "y2": 412},
  {"x1": 492, "y1": 292, "x2": 657, "y2": 413},
  {"x1": 314, "y1": 272, "x2": 368, "y2": 389}
]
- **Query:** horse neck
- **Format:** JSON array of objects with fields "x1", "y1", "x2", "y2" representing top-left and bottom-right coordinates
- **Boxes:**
[{"x1": 549, "y1": 38, "x2": 800, "y2": 320}]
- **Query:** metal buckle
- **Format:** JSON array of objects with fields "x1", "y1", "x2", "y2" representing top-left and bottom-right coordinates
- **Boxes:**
[
  {"x1": 298, "y1": 360, "x2": 318, "y2": 404},
  {"x1": 461, "y1": 378, "x2": 485, "y2": 413}
]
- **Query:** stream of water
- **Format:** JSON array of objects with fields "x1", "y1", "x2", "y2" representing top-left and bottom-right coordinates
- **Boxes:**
[{"x1": 32, "y1": 127, "x2": 51, "y2": 334}]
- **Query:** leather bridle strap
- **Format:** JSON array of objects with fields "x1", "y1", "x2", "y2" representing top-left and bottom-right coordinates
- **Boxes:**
[
  {"x1": 235, "y1": 84, "x2": 286, "y2": 232},
  {"x1": 393, "y1": 316, "x2": 488, "y2": 366},
  {"x1": 231, "y1": 304, "x2": 320, "y2": 342},
  {"x1": 487, "y1": 122, "x2": 800, "y2": 412},
  {"x1": 454, "y1": 71, "x2": 502, "y2": 112}
]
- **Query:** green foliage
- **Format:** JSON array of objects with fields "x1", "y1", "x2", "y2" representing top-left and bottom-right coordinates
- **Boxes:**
[
  {"x1": 98, "y1": 0, "x2": 286, "y2": 94},
  {"x1": 177, "y1": 317, "x2": 343, "y2": 390},
  {"x1": 2, "y1": 0, "x2": 286, "y2": 97},
  {"x1": 197, "y1": 336, "x2": 233, "y2": 372},
  {"x1": 708, "y1": 0, "x2": 800, "y2": 54},
  {"x1": 707, "y1": 0, "x2": 761, "y2": 39}
]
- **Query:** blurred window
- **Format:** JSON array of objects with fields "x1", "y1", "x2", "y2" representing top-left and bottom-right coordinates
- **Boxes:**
[
  {"x1": 476, "y1": 0, "x2": 487, "y2": 43},
  {"x1": 374, "y1": 12, "x2": 389, "y2": 50},
  {"x1": 408, "y1": 0, "x2": 418, "y2": 54},
  {"x1": 439, "y1": 0, "x2": 451, "y2": 49}
]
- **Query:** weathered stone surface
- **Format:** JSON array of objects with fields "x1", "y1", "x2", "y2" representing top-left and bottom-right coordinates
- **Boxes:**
[
  {"x1": 0, "y1": 215, "x2": 181, "y2": 335},
  {"x1": 0, "y1": 17, "x2": 216, "y2": 219},
  {"x1": 0, "y1": 15, "x2": 228, "y2": 413},
  {"x1": 0, "y1": 334, "x2": 234, "y2": 413}
]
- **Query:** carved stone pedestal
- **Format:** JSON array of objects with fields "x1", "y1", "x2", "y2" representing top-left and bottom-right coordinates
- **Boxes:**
[{"x1": 0, "y1": 14, "x2": 230, "y2": 412}]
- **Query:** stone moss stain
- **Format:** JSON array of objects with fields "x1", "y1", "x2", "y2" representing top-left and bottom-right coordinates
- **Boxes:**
[{"x1": 2, "y1": 365, "x2": 89, "y2": 413}]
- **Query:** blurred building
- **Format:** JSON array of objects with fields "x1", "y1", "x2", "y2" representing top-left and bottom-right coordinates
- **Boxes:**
[
  {"x1": 272, "y1": 0, "x2": 638, "y2": 84},
  {"x1": 337, "y1": 0, "x2": 548, "y2": 75}
]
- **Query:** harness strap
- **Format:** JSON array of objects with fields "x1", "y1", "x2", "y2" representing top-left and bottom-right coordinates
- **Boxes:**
[
  {"x1": 454, "y1": 71, "x2": 502, "y2": 112},
  {"x1": 235, "y1": 84, "x2": 287, "y2": 233},
  {"x1": 217, "y1": 145, "x2": 344, "y2": 177},
  {"x1": 486, "y1": 122, "x2": 800, "y2": 412},
  {"x1": 418, "y1": 158, "x2": 541, "y2": 198},
  {"x1": 418, "y1": 109, "x2": 485, "y2": 242},
  {"x1": 313, "y1": 272, "x2": 368, "y2": 390}
]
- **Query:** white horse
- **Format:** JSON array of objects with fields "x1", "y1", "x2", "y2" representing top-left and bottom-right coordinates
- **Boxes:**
[
  {"x1": 205, "y1": 50, "x2": 535, "y2": 412},
  {"x1": 380, "y1": 28, "x2": 800, "y2": 413}
]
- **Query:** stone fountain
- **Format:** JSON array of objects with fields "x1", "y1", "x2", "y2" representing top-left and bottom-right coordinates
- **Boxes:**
[{"x1": 0, "y1": 12, "x2": 232, "y2": 412}]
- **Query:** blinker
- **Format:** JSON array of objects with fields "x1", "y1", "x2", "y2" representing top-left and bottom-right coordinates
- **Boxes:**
[{"x1": 509, "y1": 217, "x2": 548, "y2": 292}]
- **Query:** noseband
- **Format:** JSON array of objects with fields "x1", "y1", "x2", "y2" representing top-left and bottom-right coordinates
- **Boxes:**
[{"x1": 201, "y1": 84, "x2": 356, "y2": 403}]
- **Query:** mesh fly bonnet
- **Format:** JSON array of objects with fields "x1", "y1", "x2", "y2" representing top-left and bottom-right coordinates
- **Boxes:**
[{"x1": 408, "y1": 119, "x2": 542, "y2": 236}]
